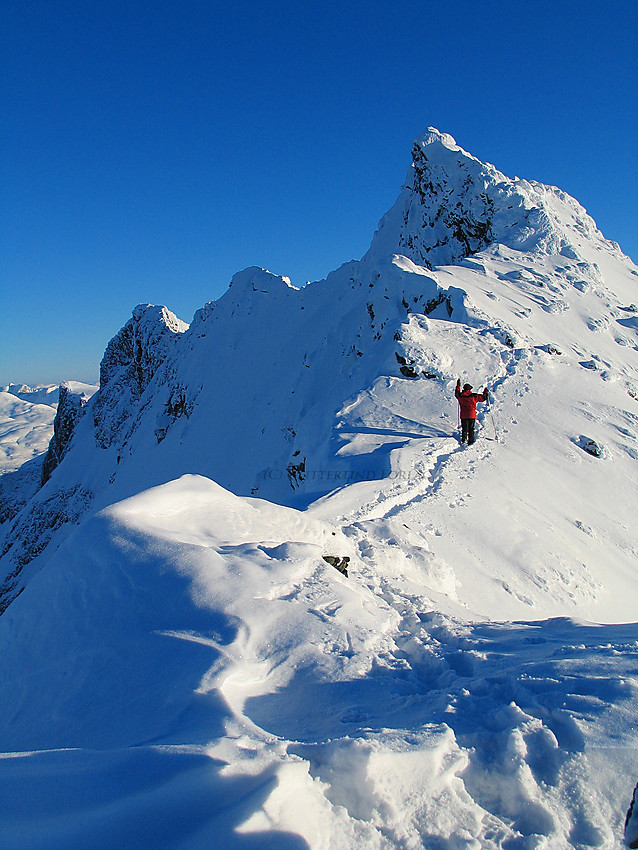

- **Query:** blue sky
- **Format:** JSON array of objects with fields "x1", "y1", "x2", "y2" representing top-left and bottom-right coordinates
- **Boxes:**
[{"x1": 2, "y1": 0, "x2": 637, "y2": 385}]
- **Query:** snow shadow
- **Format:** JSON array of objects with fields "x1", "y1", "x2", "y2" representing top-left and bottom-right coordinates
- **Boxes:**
[
  {"x1": 337, "y1": 424, "x2": 451, "y2": 440},
  {"x1": 246, "y1": 617, "x2": 638, "y2": 745},
  {"x1": 0, "y1": 517, "x2": 311, "y2": 849},
  {"x1": 245, "y1": 617, "x2": 637, "y2": 843},
  {"x1": 0, "y1": 747, "x2": 308, "y2": 850}
]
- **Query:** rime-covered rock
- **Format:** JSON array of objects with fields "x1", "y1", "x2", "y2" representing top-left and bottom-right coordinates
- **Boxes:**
[{"x1": 365, "y1": 127, "x2": 611, "y2": 269}]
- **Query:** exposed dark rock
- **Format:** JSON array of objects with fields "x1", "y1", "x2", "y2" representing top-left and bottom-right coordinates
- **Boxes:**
[
  {"x1": 155, "y1": 387, "x2": 194, "y2": 444},
  {"x1": 581, "y1": 438, "x2": 603, "y2": 458},
  {"x1": 94, "y1": 305, "x2": 187, "y2": 449},
  {"x1": 0, "y1": 485, "x2": 92, "y2": 614},
  {"x1": 394, "y1": 141, "x2": 495, "y2": 268},
  {"x1": 400, "y1": 365, "x2": 420, "y2": 379},
  {"x1": 322, "y1": 555, "x2": 349, "y2": 577},
  {"x1": 41, "y1": 385, "x2": 91, "y2": 485},
  {"x1": 626, "y1": 783, "x2": 638, "y2": 848},
  {"x1": 424, "y1": 292, "x2": 453, "y2": 317},
  {"x1": 287, "y1": 457, "x2": 306, "y2": 489}
]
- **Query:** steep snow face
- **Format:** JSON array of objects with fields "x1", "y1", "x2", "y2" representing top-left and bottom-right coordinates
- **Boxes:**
[{"x1": 366, "y1": 128, "x2": 615, "y2": 269}]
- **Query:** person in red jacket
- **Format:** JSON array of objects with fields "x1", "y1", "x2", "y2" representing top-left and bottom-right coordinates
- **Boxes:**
[{"x1": 455, "y1": 379, "x2": 489, "y2": 445}]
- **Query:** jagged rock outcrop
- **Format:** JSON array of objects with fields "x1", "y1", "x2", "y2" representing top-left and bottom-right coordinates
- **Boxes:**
[
  {"x1": 41, "y1": 384, "x2": 92, "y2": 484},
  {"x1": 0, "y1": 307, "x2": 188, "y2": 613},
  {"x1": 0, "y1": 484, "x2": 93, "y2": 614},
  {"x1": 365, "y1": 128, "x2": 608, "y2": 269},
  {"x1": 93, "y1": 304, "x2": 188, "y2": 448}
]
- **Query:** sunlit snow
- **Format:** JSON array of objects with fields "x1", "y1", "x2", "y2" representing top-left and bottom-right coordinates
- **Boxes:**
[{"x1": 0, "y1": 129, "x2": 636, "y2": 849}]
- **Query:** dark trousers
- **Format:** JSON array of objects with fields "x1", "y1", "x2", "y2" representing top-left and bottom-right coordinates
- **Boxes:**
[{"x1": 461, "y1": 419, "x2": 476, "y2": 444}]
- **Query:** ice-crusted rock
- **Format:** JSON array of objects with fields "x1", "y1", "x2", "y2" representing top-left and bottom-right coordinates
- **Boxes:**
[
  {"x1": 41, "y1": 384, "x2": 93, "y2": 484},
  {"x1": 94, "y1": 304, "x2": 188, "y2": 448},
  {"x1": 365, "y1": 127, "x2": 609, "y2": 269}
]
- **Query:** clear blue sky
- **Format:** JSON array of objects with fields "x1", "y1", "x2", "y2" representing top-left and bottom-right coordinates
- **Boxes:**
[{"x1": 2, "y1": 0, "x2": 637, "y2": 385}]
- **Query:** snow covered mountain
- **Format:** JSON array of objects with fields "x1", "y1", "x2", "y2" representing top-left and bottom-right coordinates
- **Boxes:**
[
  {"x1": 0, "y1": 129, "x2": 636, "y2": 848},
  {"x1": 0, "y1": 391, "x2": 56, "y2": 475}
]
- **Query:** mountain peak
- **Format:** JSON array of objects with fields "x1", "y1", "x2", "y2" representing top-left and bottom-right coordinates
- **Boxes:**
[
  {"x1": 365, "y1": 127, "x2": 608, "y2": 270},
  {"x1": 413, "y1": 127, "x2": 461, "y2": 151}
]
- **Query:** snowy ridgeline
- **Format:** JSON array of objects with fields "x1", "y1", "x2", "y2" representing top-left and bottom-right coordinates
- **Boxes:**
[{"x1": 0, "y1": 129, "x2": 637, "y2": 848}]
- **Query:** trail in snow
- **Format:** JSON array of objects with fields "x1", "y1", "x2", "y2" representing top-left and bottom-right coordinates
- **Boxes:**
[{"x1": 0, "y1": 474, "x2": 635, "y2": 848}]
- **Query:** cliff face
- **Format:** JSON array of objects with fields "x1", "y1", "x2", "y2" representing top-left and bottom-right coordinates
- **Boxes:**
[
  {"x1": 0, "y1": 307, "x2": 188, "y2": 612},
  {"x1": 41, "y1": 385, "x2": 91, "y2": 484},
  {"x1": 93, "y1": 304, "x2": 188, "y2": 449}
]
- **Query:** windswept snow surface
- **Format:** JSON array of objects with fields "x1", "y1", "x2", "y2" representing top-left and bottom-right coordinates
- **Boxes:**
[
  {"x1": 0, "y1": 129, "x2": 637, "y2": 847},
  {"x1": 0, "y1": 476, "x2": 635, "y2": 849}
]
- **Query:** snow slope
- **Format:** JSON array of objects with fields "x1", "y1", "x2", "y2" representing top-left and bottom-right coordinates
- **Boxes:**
[
  {"x1": 0, "y1": 128, "x2": 636, "y2": 847},
  {"x1": 0, "y1": 476, "x2": 635, "y2": 848},
  {"x1": 0, "y1": 392, "x2": 56, "y2": 474}
]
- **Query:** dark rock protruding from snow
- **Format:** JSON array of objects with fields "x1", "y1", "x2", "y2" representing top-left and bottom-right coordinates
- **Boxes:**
[
  {"x1": 41, "y1": 385, "x2": 93, "y2": 484},
  {"x1": 580, "y1": 437, "x2": 604, "y2": 458},
  {"x1": 626, "y1": 783, "x2": 638, "y2": 848},
  {"x1": 94, "y1": 305, "x2": 188, "y2": 448},
  {"x1": 365, "y1": 128, "x2": 608, "y2": 269},
  {"x1": 323, "y1": 555, "x2": 350, "y2": 577},
  {"x1": 99, "y1": 304, "x2": 188, "y2": 390}
]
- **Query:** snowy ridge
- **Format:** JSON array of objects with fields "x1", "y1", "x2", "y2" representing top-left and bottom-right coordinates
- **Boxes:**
[
  {"x1": 0, "y1": 129, "x2": 637, "y2": 848},
  {"x1": 1, "y1": 384, "x2": 60, "y2": 407}
]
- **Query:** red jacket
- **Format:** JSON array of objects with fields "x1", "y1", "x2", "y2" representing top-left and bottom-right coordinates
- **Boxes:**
[{"x1": 455, "y1": 382, "x2": 488, "y2": 419}]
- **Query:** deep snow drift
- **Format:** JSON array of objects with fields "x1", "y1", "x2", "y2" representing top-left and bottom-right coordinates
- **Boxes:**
[{"x1": 0, "y1": 129, "x2": 636, "y2": 848}]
